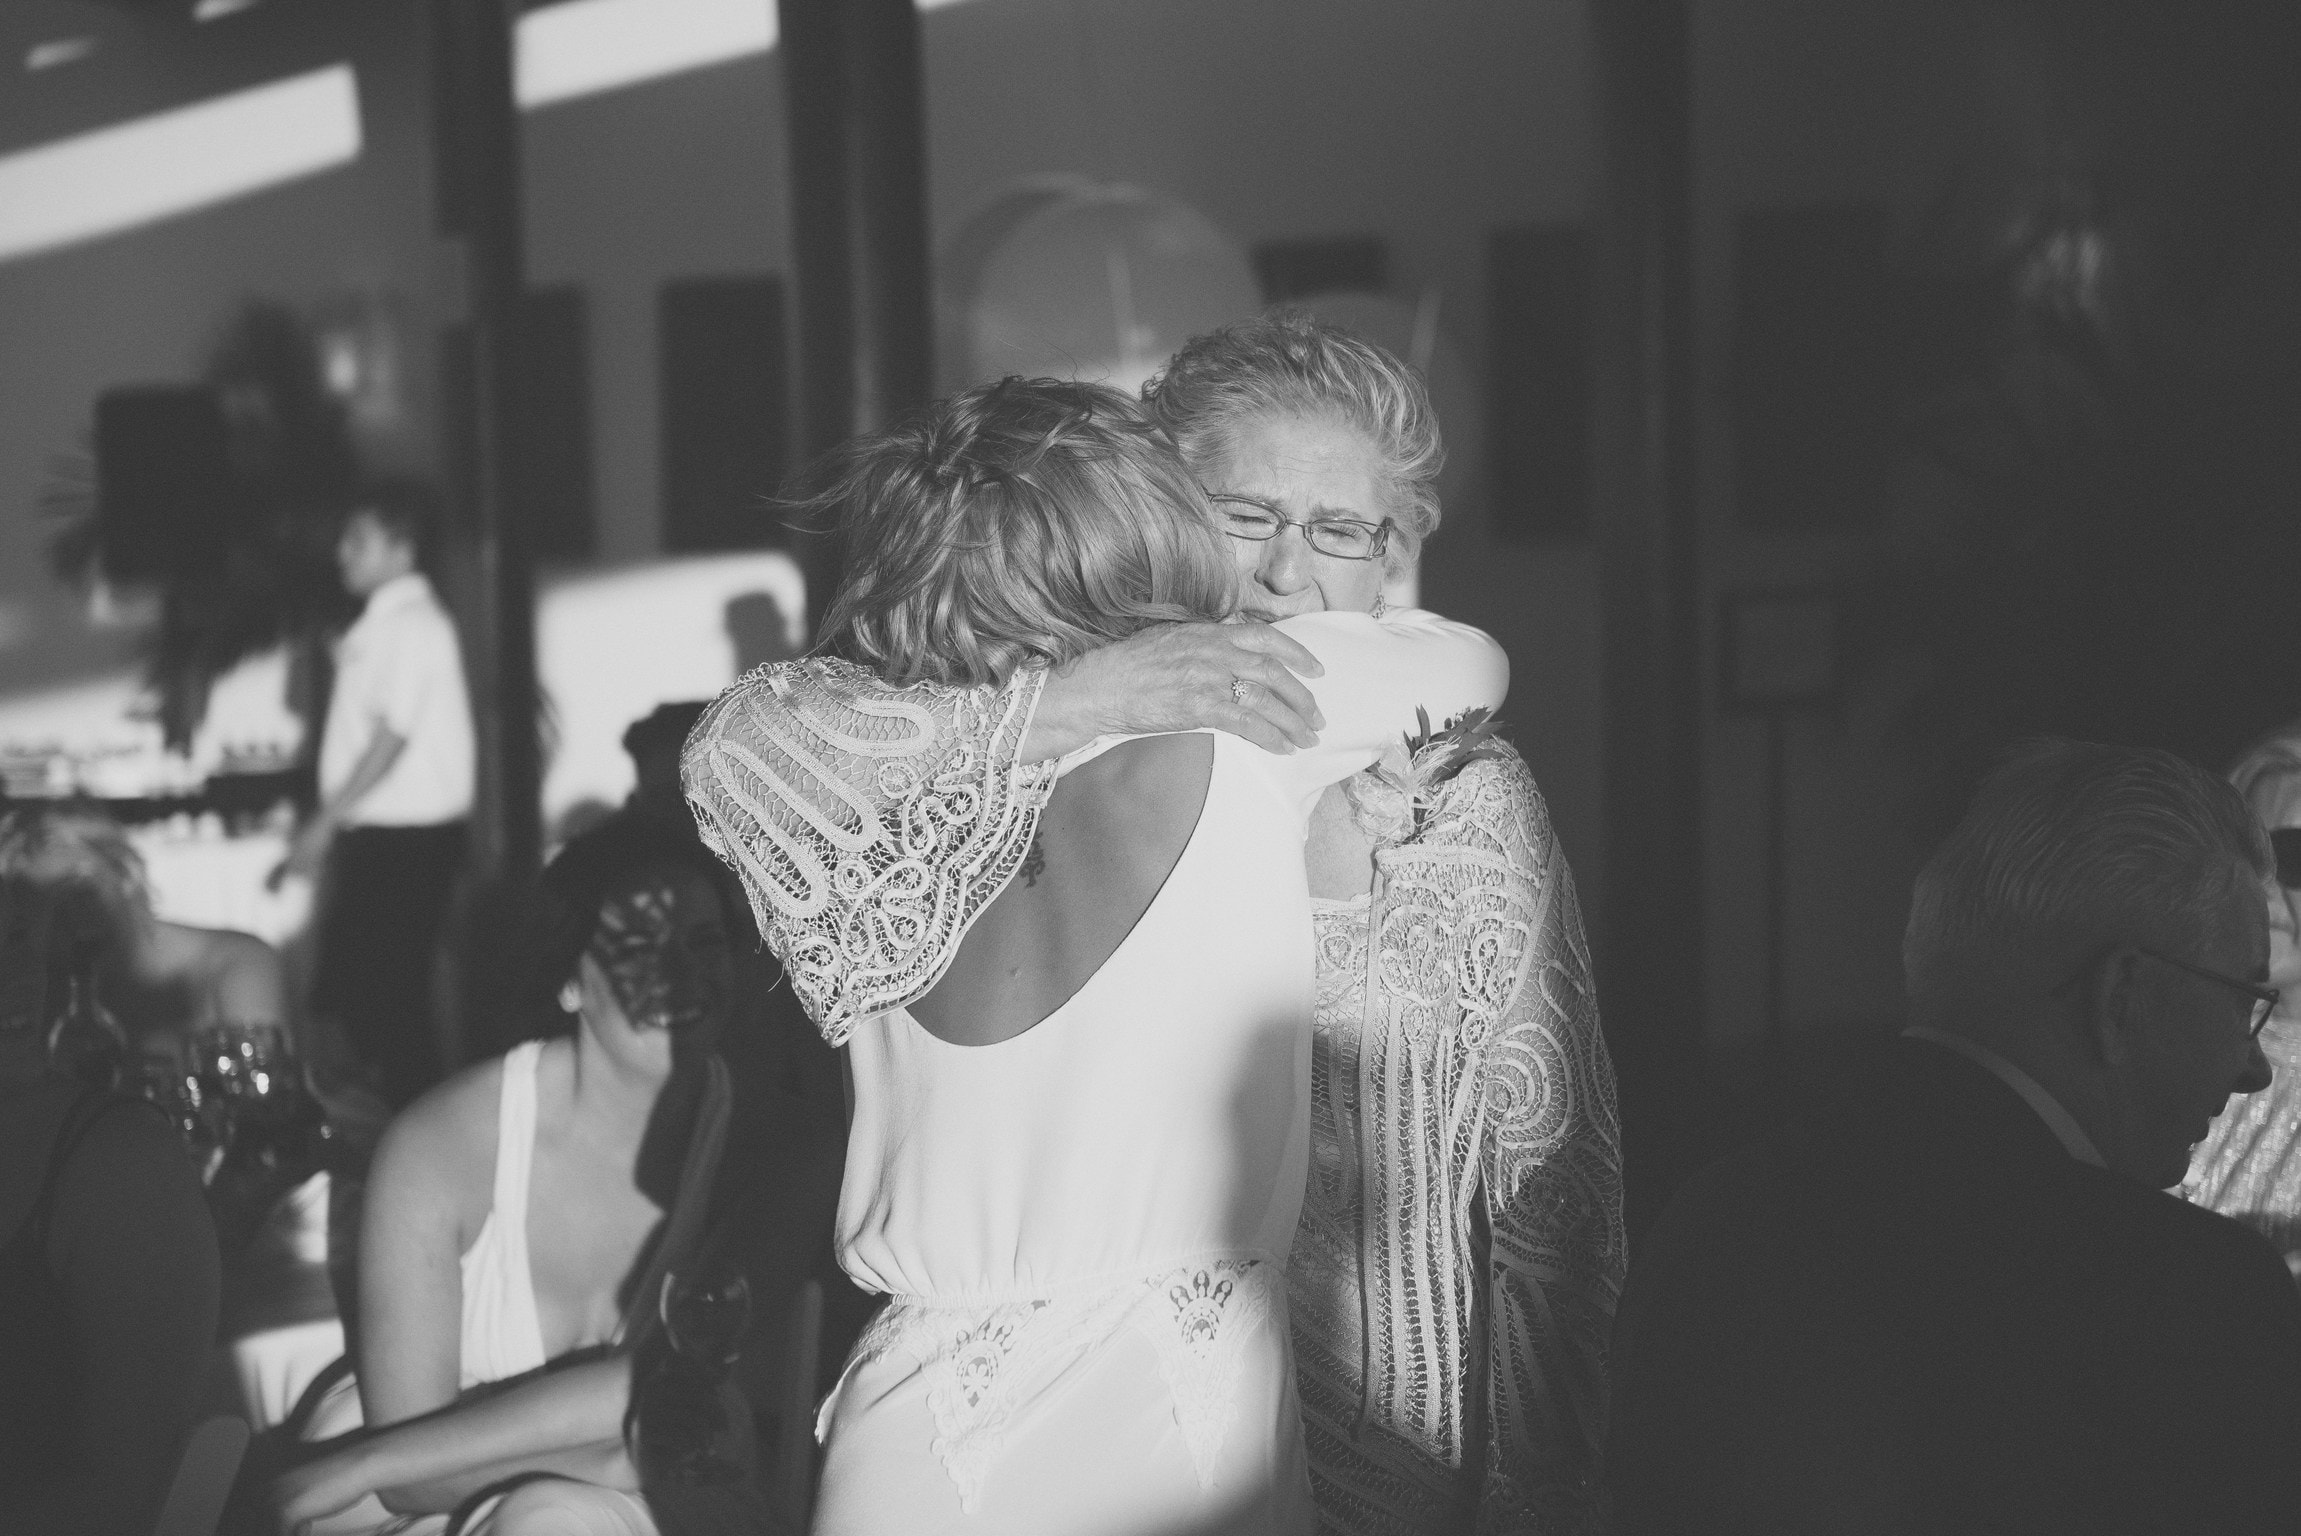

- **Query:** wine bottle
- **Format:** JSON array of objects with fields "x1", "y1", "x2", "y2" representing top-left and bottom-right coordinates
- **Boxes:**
[{"x1": 47, "y1": 962, "x2": 127, "y2": 1091}]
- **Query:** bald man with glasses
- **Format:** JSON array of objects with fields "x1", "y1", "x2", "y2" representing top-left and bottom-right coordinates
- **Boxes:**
[{"x1": 1608, "y1": 738, "x2": 2301, "y2": 1536}]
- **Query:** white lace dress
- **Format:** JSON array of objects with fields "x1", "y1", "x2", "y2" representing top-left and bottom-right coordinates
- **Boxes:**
[
  {"x1": 1293, "y1": 748, "x2": 1623, "y2": 1535},
  {"x1": 683, "y1": 610, "x2": 1506, "y2": 1535}
]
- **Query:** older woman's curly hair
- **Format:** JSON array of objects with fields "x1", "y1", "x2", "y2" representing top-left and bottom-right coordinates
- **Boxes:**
[
  {"x1": 811, "y1": 377, "x2": 1235, "y2": 688},
  {"x1": 1142, "y1": 309, "x2": 1446, "y2": 554}
]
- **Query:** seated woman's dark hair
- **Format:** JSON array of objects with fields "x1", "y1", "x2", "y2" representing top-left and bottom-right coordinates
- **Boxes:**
[{"x1": 522, "y1": 818, "x2": 731, "y2": 1038}]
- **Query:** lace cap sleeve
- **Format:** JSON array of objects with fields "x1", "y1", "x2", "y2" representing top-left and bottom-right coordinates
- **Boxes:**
[{"x1": 682, "y1": 657, "x2": 1057, "y2": 1046}]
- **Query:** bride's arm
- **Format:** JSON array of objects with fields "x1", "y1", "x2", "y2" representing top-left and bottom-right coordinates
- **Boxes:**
[
  {"x1": 684, "y1": 659, "x2": 1058, "y2": 1044},
  {"x1": 681, "y1": 612, "x2": 1497, "y2": 1043},
  {"x1": 1262, "y1": 608, "x2": 1510, "y2": 806}
]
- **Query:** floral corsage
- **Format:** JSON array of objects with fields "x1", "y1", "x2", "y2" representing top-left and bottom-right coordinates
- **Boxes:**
[{"x1": 1342, "y1": 706, "x2": 1510, "y2": 848}]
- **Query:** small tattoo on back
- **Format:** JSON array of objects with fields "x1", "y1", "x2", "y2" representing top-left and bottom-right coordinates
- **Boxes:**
[{"x1": 1019, "y1": 829, "x2": 1047, "y2": 887}]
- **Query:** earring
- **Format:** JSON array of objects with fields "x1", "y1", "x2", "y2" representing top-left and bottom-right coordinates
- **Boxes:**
[
  {"x1": 558, "y1": 980, "x2": 582, "y2": 1014},
  {"x1": 1369, "y1": 594, "x2": 1388, "y2": 621}
]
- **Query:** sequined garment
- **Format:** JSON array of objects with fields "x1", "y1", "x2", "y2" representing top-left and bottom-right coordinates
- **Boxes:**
[
  {"x1": 682, "y1": 657, "x2": 1054, "y2": 1046},
  {"x1": 2182, "y1": 1016, "x2": 2301, "y2": 1276},
  {"x1": 1293, "y1": 746, "x2": 1625, "y2": 1534}
]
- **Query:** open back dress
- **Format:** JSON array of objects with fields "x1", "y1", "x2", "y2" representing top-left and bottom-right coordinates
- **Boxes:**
[{"x1": 684, "y1": 610, "x2": 1506, "y2": 1535}]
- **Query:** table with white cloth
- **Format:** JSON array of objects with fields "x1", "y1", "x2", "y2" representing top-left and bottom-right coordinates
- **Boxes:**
[
  {"x1": 128, "y1": 818, "x2": 312, "y2": 948},
  {"x1": 224, "y1": 1170, "x2": 349, "y2": 1432}
]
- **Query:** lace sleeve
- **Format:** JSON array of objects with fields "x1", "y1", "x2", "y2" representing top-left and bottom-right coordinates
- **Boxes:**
[
  {"x1": 681, "y1": 657, "x2": 1057, "y2": 1046},
  {"x1": 1471, "y1": 764, "x2": 1626, "y2": 1536}
]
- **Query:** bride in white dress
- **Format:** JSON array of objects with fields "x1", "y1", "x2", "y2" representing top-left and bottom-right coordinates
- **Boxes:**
[{"x1": 683, "y1": 378, "x2": 1505, "y2": 1534}]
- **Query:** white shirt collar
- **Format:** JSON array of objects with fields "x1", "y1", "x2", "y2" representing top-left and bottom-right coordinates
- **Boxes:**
[
  {"x1": 1901, "y1": 1026, "x2": 2108, "y2": 1169},
  {"x1": 361, "y1": 571, "x2": 431, "y2": 617}
]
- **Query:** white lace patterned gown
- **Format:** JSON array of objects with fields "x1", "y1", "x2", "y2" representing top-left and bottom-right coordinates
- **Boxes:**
[
  {"x1": 1294, "y1": 747, "x2": 1624, "y2": 1534},
  {"x1": 683, "y1": 610, "x2": 1506, "y2": 1536}
]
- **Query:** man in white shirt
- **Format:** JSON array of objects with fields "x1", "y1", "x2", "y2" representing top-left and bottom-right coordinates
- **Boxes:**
[{"x1": 282, "y1": 483, "x2": 474, "y2": 1107}]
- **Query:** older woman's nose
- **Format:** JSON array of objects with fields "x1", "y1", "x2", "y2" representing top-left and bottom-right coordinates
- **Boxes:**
[{"x1": 1256, "y1": 529, "x2": 1312, "y2": 591}]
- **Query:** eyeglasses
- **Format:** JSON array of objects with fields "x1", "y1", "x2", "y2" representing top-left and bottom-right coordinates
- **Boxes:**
[
  {"x1": 2272, "y1": 828, "x2": 2301, "y2": 891},
  {"x1": 1207, "y1": 492, "x2": 1392, "y2": 562},
  {"x1": 2063, "y1": 943, "x2": 2279, "y2": 1039}
]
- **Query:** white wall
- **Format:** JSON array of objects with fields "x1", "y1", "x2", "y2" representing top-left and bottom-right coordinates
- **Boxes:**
[
  {"x1": 9, "y1": 0, "x2": 2187, "y2": 1062},
  {"x1": 0, "y1": 0, "x2": 438, "y2": 703}
]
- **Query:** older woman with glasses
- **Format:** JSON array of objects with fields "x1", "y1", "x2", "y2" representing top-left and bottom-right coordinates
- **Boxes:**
[
  {"x1": 2183, "y1": 720, "x2": 2301, "y2": 1275},
  {"x1": 762, "y1": 313, "x2": 1623, "y2": 1533},
  {"x1": 1139, "y1": 314, "x2": 1621, "y2": 1534}
]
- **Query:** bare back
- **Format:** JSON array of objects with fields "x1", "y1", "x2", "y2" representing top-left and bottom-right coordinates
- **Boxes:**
[{"x1": 911, "y1": 733, "x2": 1213, "y2": 1047}]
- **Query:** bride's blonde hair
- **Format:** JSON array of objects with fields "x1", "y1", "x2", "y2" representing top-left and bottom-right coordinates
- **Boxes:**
[{"x1": 812, "y1": 378, "x2": 1235, "y2": 687}]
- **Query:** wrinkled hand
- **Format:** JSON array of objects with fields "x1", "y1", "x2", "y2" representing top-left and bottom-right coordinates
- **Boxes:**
[
  {"x1": 1030, "y1": 621, "x2": 1327, "y2": 760},
  {"x1": 267, "y1": 818, "x2": 333, "y2": 893}
]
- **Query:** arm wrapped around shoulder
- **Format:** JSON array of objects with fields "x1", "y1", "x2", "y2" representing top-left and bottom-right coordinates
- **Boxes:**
[
  {"x1": 1265, "y1": 608, "x2": 1510, "y2": 801},
  {"x1": 682, "y1": 657, "x2": 1056, "y2": 1045}
]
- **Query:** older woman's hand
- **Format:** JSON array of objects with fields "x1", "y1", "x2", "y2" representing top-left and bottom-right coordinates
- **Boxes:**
[{"x1": 1026, "y1": 622, "x2": 1328, "y2": 760}]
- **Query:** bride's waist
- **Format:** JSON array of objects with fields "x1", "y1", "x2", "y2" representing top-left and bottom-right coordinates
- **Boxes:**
[{"x1": 846, "y1": 1245, "x2": 1286, "y2": 1310}]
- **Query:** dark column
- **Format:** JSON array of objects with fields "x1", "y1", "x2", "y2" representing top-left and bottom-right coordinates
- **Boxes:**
[
  {"x1": 1589, "y1": 0, "x2": 1709, "y2": 1241},
  {"x1": 432, "y1": 0, "x2": 539, "y2": 881},
  {"x1": 776, "y1": 0, "x2": 934, "y2": 624}
]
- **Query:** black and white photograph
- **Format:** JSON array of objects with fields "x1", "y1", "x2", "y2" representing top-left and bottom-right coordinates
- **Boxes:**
[{"x1": 1, "y1": 1, "x2": 2297, "y2": 1531}]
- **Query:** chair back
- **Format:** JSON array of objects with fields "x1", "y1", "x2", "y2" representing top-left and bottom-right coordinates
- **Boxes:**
[
  {"x1": 773, "y1": 1279, "x2": 824, "y2": 1533},
  {"x1": 153, "y1": 1415, "x2": 251, "y2": 1536}
]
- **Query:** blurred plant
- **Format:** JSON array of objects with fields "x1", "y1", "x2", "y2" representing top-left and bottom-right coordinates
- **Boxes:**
[
  {"x1": 42, "y1": 302, "x2": 360, "y2": 748},
  {"x1": 1848, "y1": 151, "x2": 2301, "y2": 835}
]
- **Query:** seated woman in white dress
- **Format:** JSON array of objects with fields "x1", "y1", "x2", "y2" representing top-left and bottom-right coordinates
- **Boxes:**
[
  {"x1": 270, "y1": 820, "x2": 740, "y2": 1536},
  {"x1": 682, "y1": 377, "x2": 1507, "y2": 1535}
]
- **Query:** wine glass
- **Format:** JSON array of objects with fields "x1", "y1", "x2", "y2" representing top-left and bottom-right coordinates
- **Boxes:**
[{"x1": 124, "y1": 1048, "x2": 226, "y2": 1178}]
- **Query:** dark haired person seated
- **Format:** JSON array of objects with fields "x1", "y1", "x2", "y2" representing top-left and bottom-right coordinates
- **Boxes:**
[
  {"x1": 0, "y1": 818, "x2": 223, "y2": 1535},
  {"x1": 619, "y1": 703, "x2": 712, "y2": 839},
  {"x1": 1607, "y1": 739, "x2": 2301, "y2": 1536},
  {"x1": 269, "y1": 819, "x2": 747, "y2": 1536}
]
